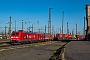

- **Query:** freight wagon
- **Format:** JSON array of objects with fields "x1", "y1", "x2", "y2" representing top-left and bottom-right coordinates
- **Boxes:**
[
  {"x1": 76, "y1": 35, "x2": 85, "y2": 40},
  {"x1": 55, "y1": 33, "x2": 85, "y2": 40},
  {"x1": 10, "y1": 30, "x2": 52, "y2": 44},
  {"x1": 55, "y1": 34, "x2": 73, "y2": 40}
]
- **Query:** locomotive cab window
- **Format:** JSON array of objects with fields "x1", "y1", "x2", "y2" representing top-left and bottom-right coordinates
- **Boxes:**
[{"x1": 11, "y1": 33, "x2": 19, "y2": 36}]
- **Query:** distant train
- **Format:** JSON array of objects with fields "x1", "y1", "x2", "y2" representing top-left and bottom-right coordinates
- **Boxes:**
[
  {"x1": 10, "y1": 30, "x2": 53, "y2": 44},
  {"x1": 54, "y1": 33, "x2": 85, "y2": 40}
]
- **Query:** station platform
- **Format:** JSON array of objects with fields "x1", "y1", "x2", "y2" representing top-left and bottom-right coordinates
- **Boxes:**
[{"x1": 65, "y1": 41, "x2": 90, "y2": 60}]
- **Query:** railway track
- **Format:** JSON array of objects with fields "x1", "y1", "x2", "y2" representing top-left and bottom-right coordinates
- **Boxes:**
[
  {"x1": 0, "y1": 41, "x2": 58, "y2": 52},
  {"x1": 0, "y1": 41, "x2": 11, "y2": 47}
]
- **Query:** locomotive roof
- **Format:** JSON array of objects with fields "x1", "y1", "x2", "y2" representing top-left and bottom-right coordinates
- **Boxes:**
[
  {"x1": 12, "y1": 30, "x2": 47, "y2": 34},
  {"x1": 12, "y1": 30, "x2": 51, "y2": 34}
]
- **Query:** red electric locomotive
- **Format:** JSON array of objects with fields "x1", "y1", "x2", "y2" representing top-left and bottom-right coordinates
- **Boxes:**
[{"x1": 10, "y1": 30, "x2": 52, "y2": 44}]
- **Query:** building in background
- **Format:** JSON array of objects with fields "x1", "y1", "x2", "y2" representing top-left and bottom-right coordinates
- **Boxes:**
[{"x1": 86, "y1": 4, "x2": 90, "y2": 40}]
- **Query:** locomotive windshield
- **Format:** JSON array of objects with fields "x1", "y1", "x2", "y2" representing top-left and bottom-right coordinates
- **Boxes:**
[{"x1": 11, "y1": 33, "x2": 19, "y2": 36}]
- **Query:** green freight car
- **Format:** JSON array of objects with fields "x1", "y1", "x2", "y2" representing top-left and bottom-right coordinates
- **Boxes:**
[{"x1": 72, "y1": 34, "x2": 76, "y2": 39}]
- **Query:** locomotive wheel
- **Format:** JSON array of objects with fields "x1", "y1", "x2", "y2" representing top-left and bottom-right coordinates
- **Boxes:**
[{"x1": 10, "y1": 42, "x2": 15, "y2": 45}]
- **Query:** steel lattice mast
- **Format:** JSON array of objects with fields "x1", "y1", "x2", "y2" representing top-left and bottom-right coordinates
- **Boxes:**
[{"x1": 48, "y1": 8, "x2": 52, "y2": 34}]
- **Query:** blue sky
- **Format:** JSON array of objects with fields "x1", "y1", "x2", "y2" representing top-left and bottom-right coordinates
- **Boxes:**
[{"x1": 0, "y1": 0, "x2": 90, "y2": 35}]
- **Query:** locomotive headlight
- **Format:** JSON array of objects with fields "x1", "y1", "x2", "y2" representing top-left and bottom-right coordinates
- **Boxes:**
[
  {"x1": 16, "y1": 37, "x2": 18, "y2": 38},
  {"x1": 11, "y1": 37, "x2": 13, "y2": 38}
]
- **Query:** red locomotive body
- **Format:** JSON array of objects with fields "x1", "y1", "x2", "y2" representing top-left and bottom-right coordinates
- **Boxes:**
[{"x1": 10, "y1": 30, "x2": 52, "y2": 44}]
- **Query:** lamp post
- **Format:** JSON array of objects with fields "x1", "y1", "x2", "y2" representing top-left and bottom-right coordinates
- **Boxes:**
[
  {"x1": 45, "y1": 25, "x2": 46, "y2": 33},
  {"x1": 5, "y1": 26, "x2": 7, "y2": 36},
  {"x1": 32, "y1": 23, "x2": 34, "y2": 32},
  {"x1": 29, "y1": 22, "x2": 31, "y2": 32},
  {"x1": 67, "y1": 22, "x2": 69, "y2": 34},
  {"x1": 60, "y1": 28, "x2": 61, "y2": 34},
  {"x1": 72, "y1": 29, "x2": 75, "y2": 35},
  {"x1": 62, "y1": 12, "x2": 64, "y2": 34},
  {"x1": 37, "y1": 21, "x2": 39, "y2": 32},
  {"x1": 22, "y1": 20, "x2": 23, "y2": 30},
  {"x1": 15, "y1": 20, "x2": 16, "y2": 31},
  {"x1": 76, "y1": 23, "x2": 77, "y2": 35},
  {"x1": 8, "y1": 16, "x2": 12, "y2": 39}
]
